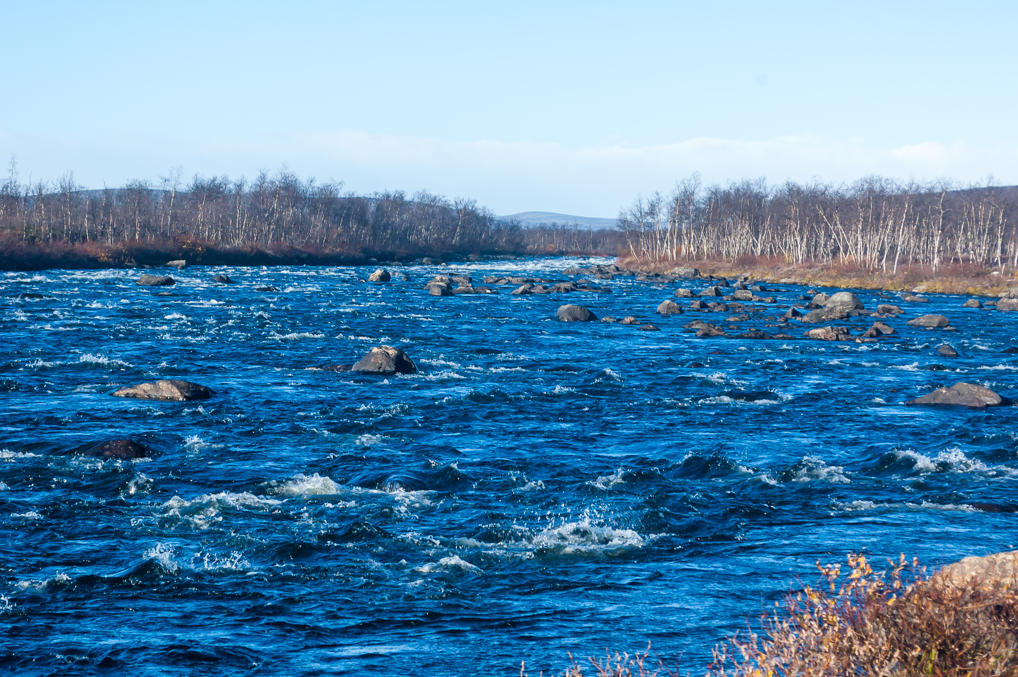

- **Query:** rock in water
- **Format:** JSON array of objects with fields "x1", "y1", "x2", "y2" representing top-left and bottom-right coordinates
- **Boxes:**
[
  {"x1": 907, "y1": 314, "x2": 951, "y2": 328},
  {"x1": 368, "y1": 269, "x2": 391, "y2": 282},
  {"x1": 877, "y1": 304, "x2": 904, "y2": 315},
  {"x1": 137, "y1": 274, "x2": 175, "y2": 286},
  {"x1": 936, "y1": 344, "x2": 959, "y2": 358},
  {"x1": 907, "y1": 382, "x2": 1006, "y2": 408},
  {"x1": 962, "y1": 299, "x2": 982, "y2": 308},
  {"x1": 113, "y1": 379, "x2": 214, "y2": 401},
  {"x1": 166, "y1": 259, "x2": 186, "y2": 268},
  {"x1": 352, "y1": 346, "x2": 418, "y2": 375},
  {"x1": 824, "y1": 291, "x2": 864, "y2": 310},
  {"x1": 997, "y1": 298, "x2": 1018, "y2": 311},
  {"x1": 78, "y1": 438, "x2": 150, "y2": 459},
  {"x1": 213, "y1": 274, "x2": 233, "y2": 284},
  {"x1": 556, "y1": 304, "x2": 597, "y2": 322},
  {"x1": 656, "y1": 300, "x2": 682, "y2": 315}
]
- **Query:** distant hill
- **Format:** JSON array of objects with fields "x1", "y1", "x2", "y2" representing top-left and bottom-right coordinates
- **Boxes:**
[{"x1": 500, "y1": 211, "x2": 617, "y2": 230}]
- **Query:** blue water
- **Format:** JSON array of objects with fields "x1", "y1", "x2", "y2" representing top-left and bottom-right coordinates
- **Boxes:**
[{"x1": 2, "y1": 257, "x2": 1017, "y2": 675}]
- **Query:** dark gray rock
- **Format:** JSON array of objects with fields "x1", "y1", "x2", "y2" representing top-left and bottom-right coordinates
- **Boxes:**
[
  {"x1": 113, "y1": 379, "x2": 213, "y2": 401},
  {"x1": 825, "y1": 291, "x2": 864, "y2": 310},
  {"x1": 368, "y1": 269, "x2": 391, "y2": 282},
  {"x1": 555, "y1": 304, "x2": 597, "y2": 322},
  {"x1": 137, "y1": 274, "x2": 175, "y2": 286},
  {"x1": 213, "y1": 274, "x2": 233, "y2": 284},
  {"x1": 78, "y1": 438, "x2": 150, "y2": 460},
  {"x1": 877, "y1": 304, "x2": 904, "y2": 315},
  {"x1": 656, "y1": 300, "x2": 682, "y2": 315},
  {"x1": 936, "y1": 344, "x2": 959, "y2": 358},
  {"x1": 352, "y1": 346, "x2": 418, "y2": 375},
  {"x1": 805, "y1": 326, "x2": 852, "y2": 341},
  {"x1": 908, "y1": 382, "x2": 1006, "y2": 408},
  {"x1": 638, "y1": 323, "x2": 660, "y2": 331},
  {"x1": 907, "y1": 314, "x2": 951, "y2": 328}
]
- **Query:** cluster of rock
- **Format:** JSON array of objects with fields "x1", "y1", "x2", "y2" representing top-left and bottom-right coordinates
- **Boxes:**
[{"x1": 424, "y1": 274, "x2": 493, "y2": 296}]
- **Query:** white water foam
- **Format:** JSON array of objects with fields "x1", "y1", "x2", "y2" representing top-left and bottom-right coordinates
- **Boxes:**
[
  {"x1": 269, "y1": 473, "x2": 342, "y2": 497},
  {"x1": 413, "y1": 555, "x2": 482, "y2": 574},
  {"x1": 531, "y1": 516, "x2": 646, "y2": 554},
  {"x1": 144, "y1": 543, "x2": 181, "y2": 572},
  {"x1": 161, "y1": 492, "x2": 280, "y2": 529}
]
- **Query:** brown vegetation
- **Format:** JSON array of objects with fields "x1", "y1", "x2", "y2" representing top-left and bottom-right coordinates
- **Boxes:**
[
  {"x1": 619, "y1": 176, "x2": 1018, "y2": 294},
  {"x1": 619, "y1": 254, "x2": 1018, "y2": 296},
  {"x1": 549, "y1": 554, "x2": 1018, "y2": 677},
  {"x1": 0, "y1": 164, "x2": 621, "y2": 269}
]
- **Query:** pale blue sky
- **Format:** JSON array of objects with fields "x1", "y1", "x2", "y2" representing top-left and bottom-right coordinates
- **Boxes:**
[{"x1": 2, "y1": 1, "x2": 1016, "y2": 216}]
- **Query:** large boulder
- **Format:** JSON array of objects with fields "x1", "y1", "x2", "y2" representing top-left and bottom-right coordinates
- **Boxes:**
[
  {"x1": 699, "y1": 286, "x2": 724, "y2": 297},
  {"x1": 352, "y1": 346, "x2": 417, "y2": 375},
  {"x1": 825, "y1": 291, "x2": 864, "y2": 310},
  {"x1": 113, "y1": 379, "x2": 214, "y2": 401},
  {"x1": 997, "y1": 298, "x2": 1018, "y2": 311},
  {"x1": 934, "y1": 551, "x2": 1018, "y2": 592},
  {"x1": 907, "y1": 314, "x2": 951, "y2": 328},
  {"x1": 656, "y1": 300, "x2": 682, "y2": 315},
  {"x1": 802, "y1": 306, "x2": 852, "y2": 323},
  {"x1": 673, "y1": 288, "x2": 694, "y2": 298},
  {"x1": 137, "y1": 274, "x2": 175, "y2": 286},
  {"x1": 806, "y1": 326, "x2": 852, "y2": 341},
  {"x1": 368, "y1": 268, "x2": 391, "y2": 282},
  {"x1": 908, "y1": 382, "x2": 1007, "y2": 408},
  {"x1": 667, "y1": 266, "x2": 699, "y2": 279},
  {"x1": 556, "y1": 304, "x2": 597, "y2": 322},
  {"x1": 77, "y1": 438, "x2": 150, "y2": 460}
]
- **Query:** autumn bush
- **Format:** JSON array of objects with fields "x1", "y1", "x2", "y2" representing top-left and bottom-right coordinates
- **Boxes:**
[{"x1": 547, "y1": 554, "x2": 1018, "y2": 677}]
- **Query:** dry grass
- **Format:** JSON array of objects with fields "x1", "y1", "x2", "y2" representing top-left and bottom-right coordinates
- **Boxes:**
[
  {"x1": 546, "y1": 554, "x2": 1018, "y2": 677},
  {"x1": 620, "y1": 255, "x2": 1018, "y2": 297}
]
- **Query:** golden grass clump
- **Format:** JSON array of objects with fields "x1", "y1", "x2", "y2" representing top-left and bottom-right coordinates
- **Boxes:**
[
  {"x1": 711, "y1": 553, "x2": 1018, "y2": 676},
  {"x1": 545, "y1": 553, "x2": 1018, "y2": 676}
]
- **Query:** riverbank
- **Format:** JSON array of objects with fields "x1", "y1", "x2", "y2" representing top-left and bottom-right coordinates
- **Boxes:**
[
  {"x1": 0, "y1": 236, "x2": 597, "y2": 272},
  {"x1": 618, "y1": 255, "x2": 1018, "y2": 297}
]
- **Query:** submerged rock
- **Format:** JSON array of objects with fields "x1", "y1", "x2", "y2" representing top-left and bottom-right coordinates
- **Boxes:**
[
  {"x1": 256, "y1": 285, "x2": 280, "y2": 292},
  {"x1": 908, "y1": 382, "x2": 1006, "y2": 408},
  {"x1": 936, "y1": 344, "x2": 959, "y2": 358},
  {"x1": 556, "y1": 304, "x2": 597, "y2": 322},
  {"x1": 352, "y1": 346, "x2": 418, "y2": 375},
  {"x1": 77, "y1": 438, "x2": 150, "y2": 460},
  {"x1": 368, "y1": 268, "x2": 391, "y2": 282},
  {"x1": 113, "y1": 379, "x2": 214, "y2": 401},
  {"x1": 213, "y1": 274, "x2": 233, "y2": 284},
  {"x1": 638, "y1": 323, "x2": 660, "y2": 331},
  {"x1": 137, "y1": 274, "x2": 175, "y2": 286}
]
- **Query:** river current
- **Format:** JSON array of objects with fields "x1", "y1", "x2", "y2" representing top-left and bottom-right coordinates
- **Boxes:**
[{"x1": 2, "y1": 256, "x2": 1017, "y2": 675}]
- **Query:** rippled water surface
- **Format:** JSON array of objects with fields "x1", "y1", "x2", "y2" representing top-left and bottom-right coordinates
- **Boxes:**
[{"x1": 3, "y1": 257, "x2": 1018, "y2": 675}]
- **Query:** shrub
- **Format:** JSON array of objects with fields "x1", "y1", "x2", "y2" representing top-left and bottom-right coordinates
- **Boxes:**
[{"x1": 710, "y1": 554, "x2": 1018, "y2": 676}]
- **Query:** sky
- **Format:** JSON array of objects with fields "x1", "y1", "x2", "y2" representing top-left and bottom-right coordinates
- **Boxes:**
[{"x1": 2, "y1": 1, "x2": 1017, "y2": 217}]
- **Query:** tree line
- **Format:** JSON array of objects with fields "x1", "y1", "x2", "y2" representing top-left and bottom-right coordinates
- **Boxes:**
[
  {"x1": 0, "y1": 163, "x2": 622, "y2": 266},
  {"x1": 618, "y1": 175, "x2": 1018, "y2": 273}
]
